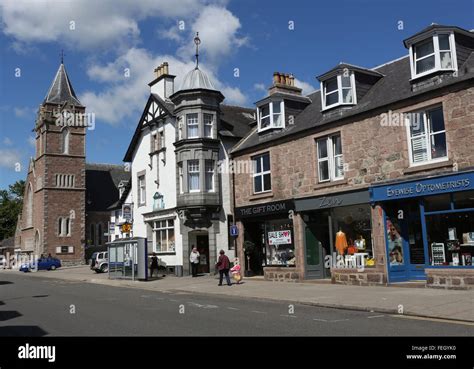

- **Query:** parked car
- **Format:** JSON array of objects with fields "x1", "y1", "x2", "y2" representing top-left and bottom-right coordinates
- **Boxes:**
[
  {"x1": 19, "y1": 257, "x2": 61, "y2": 272},
  {"x1": 90, "y1": 251, "x2": 108, "y2": 273},
  {"x1": 0, "y1": 255, "x2": 7, "y2": 269}
]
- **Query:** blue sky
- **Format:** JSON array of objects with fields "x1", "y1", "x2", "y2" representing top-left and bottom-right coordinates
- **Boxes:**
[{"x1": 0, "y1": 0, "x2": 472, "y2": 190}]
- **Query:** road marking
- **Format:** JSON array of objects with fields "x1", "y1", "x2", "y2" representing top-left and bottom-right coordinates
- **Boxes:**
[
  {"x1": 251, "y1": 310, "x2": 266, "y2": 314},
  {"x1": 313, "y1": 318, "x2": 327, "y2": 322},
  {"x1": 187, "y1": 302, "x2": 219, "y2": 309},
  {"x1": 169, "y1": 299, "x2": 178, "y2": 302},
  {"x1": 367, "y1": 315, "x2": 385, "y2": 319},
  {"x1": 280, "y1": 314, "x2": 297, "y2": 318},
  {"x1": 227, "y1": 307, "x2": 239, "y2": 311},
  {"x1": 329, "y1": 319, "x2": 349, "y2": 323},
  {"x1": 392, "y1": 315, "x2": 474, "y2": 326}
]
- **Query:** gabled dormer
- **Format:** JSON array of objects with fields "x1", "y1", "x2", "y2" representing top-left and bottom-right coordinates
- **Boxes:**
[
  {"x1": 317, "y1": 63, "x2": 383, "y2": 111},
  {"x1": 256, "y1": 72, "x2": 311, "y2": 133},
  {"x1": 404, "y1": 24, "x2": 474, "y2": 81}
]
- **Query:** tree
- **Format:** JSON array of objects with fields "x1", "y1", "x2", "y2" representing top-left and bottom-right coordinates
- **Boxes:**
[{"x1": 0, "y1": 180, "x2": 25, "y2": 240}]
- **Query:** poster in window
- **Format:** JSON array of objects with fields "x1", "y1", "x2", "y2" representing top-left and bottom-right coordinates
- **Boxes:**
[{"x1": 268, "y1": 230, "x2": 291, "y2": 245}]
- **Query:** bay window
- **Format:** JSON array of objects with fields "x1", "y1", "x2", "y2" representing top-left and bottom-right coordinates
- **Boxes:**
[
  {"x1": 257, "y1": 101, "x2": 284, "y2": 132},
  {"x1": 407, "y1": 106, "x2": 447, "y2": 165},
  {"x1": 317, "y1": 134, "x2": 344, "y2": 182},
  {"x1": 205, "y1": 160, "x2": 214, "y2": 192},
  {"x1": 321, "y1": 73, "x2": 356, "y2": 110},
  {"x1": 253, "y1": 153, "x2": 271, "y2": 193},
  {"x1": 204, "y1": 113, "x2": 214, "y2": 138},
  {"x1": 410, "y1": 33, "x2": 456, "y2": 79}
]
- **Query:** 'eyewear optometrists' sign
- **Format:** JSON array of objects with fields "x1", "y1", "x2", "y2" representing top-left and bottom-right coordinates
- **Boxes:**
[
  {"x1": 235, "y1": 200, "x2": 294, "y2": 219},
  {"x1": 370, "y1": 171, "x2": 474, "y2": 201}
]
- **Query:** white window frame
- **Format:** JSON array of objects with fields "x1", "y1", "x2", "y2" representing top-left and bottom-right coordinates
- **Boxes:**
[
  {"x1": 205, "y1": 160, "x2": 215, "y2": 192},
  {"x1": 405, "y1": 106, "x2": 448, "y2": 167},
  {"x1": 138, "y1": 175, "x2": 146, "y2": 205},
  {"x1": 320, "y1": 72, "x2": 357, "y2": 111},
  {"x1": 186, "y1": 113, "x2": 199, "y2": 139},
  {"x1": 409, "y1": 33, "x2": 458, "y2": 80},
  {"x1": 153, "y1": 219, "x2": 175, "y2": 253},
  {"x1": 188, "y1": 160, "x2": 200, "y2": 192},
  {"x1": 62, "y1": 128, "x2": 70, "y2": 154},
  {"x1": 257, "y1": 100, "x2": 285, "y2": 132},
  {"x1": 203, "y1": 113, "x2": 214, "y2": 138},
  {"x1": 252, "y1": 153, "x2": 271, "y2": 194},
  {"x1": 316, "y1": 134, "x2": 344, "y2": 183}
]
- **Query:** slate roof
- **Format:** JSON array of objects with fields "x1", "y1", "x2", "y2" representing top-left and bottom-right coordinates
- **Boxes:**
[
  {"x1": 219, "y1": 105, "x2": 256, "y2": 139},
  {"x1": 85, "y1": 163, "x2": 131, "y2": 212},
  {"x1": 44, "y1": 63, "x2": 83, "y2": 106},
  {"x1": 231, "y1": 28, "x2": 474, "y2": 155}
]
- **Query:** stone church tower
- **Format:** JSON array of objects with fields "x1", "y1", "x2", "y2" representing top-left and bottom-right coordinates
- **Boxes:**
[{"x1": 18, "y1": 61, "x2": 86, "y2": 264}]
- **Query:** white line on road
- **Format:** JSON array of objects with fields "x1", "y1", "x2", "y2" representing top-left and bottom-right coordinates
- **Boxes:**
[
  {"x1": 313, "y1": 318, "x2": 327, "y2": 322},
  {"x1": 251, "y1": 310, "x2": 267, "y2": 314},
  {"x1": 227, "y1": 307, "x2": 239, "y2": 310},
  {"x1": 280, "y1": 314, "x2": 297, "y2": 318},
  {"x1": 367, "y1": 315, "x2": 385, "y2": 319}
]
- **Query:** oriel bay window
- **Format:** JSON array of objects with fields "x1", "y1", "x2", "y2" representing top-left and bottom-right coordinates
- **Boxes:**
[
  {"x1": 410, "y1": 33, "x2": 456, "y2": 79},
  {"x1": 257, "y1": 101, "x2": 284, "y2": 132},
  {"x1": 205, "y1": 160, "x2": 214, "y2": 192},
  {"x1": 154, "y1": 219, "x2": 175, "y2": 253},
  {"x1": 204, "y1": 113, "x2": 214, "y2": 138},
  {"x1": 253, "y1": 153, "x2": 271, "y2": 193},
  {"x1": 317, "y1": 134, "x2": 344, "y2": 182},
  {"x1": 407, "y1": 106, "x2": 447, "y2": 165},
  {"x1": 321, "y1": 73, "x2": 356, "y2": 110}
]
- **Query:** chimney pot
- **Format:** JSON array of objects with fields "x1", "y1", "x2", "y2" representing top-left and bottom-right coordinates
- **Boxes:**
[
  {"x1": 273, "y1": 72, "x2": 280, "y2": 85},
  {"x1": 163, "y1": 62, "x2": 169, "y2": 75},
  {"x1": 285, "y1": 74, "x2": 291, "y2": 85}
]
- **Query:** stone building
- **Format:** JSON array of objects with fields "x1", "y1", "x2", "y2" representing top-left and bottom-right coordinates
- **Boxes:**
[
  {"x1": 231, "y1": 24, "x2": 474, "y2": 289},
  {"x1": 115, "y1": 35, "x2": 254, "y2": 275},
  {"x1": 16, "y1": 61, "x2": 128, "y2": 265}
]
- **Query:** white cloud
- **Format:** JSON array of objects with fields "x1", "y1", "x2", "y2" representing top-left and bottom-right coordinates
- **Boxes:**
[
  {"x1": 294, "y1": 78, "x2": 316, "y2": 95},
  {"x1": 0, "y1": 149, "x2": 21, "y2": 169},
  {"x1": 3, "y1": 137, "x2": 13, "y2": 146},
  {"x1": 14, "y1": 106, "x2": 33, "y2": 118},
  {"x1": 0, "y1": 0, "x2": 210, "y2": 51},
  {"x1": 28, "y1": 137, "x2": 36, "y2": 147},
  {"x1": 253, "y1": 83, "x2": 266, "y2": 92}
]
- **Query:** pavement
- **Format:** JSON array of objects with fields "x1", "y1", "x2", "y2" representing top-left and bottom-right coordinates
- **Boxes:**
[
  {"x1": 1, "y1": 272, "x2": 473, "y2": 336},
  {"x1": 1, "y1": 266, "x2": 473, "y2": 323}
]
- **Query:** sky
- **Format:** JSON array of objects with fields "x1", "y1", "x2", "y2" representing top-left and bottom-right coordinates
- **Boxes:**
[{"x1": 0, "y1": 0, "x2": 473, "y2": 190}]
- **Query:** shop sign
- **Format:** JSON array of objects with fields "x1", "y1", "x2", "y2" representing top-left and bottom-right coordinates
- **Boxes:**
[
  {"x1": 268, "y1": 230, "x2": 291, "y2": 245},
  {"x1": 121, "y1": 223, "x2": 132, "y2": 234},
  {"x1": 295, "y1": 190, "x2": 370, "y2": 211},
  {"x1": 235, "y1": 200, "x2": 294, "y2": 219},
  {"x1": 370, "y1": 171, "x2": 474, "y2": 202},
  {"x1": 109, "y1": 222, "x2": 115, "y2": 234},
  {"x1": 122, "y1": 204, "x2": 133, "y2": 222}
]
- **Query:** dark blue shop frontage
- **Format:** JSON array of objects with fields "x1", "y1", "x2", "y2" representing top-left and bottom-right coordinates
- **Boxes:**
[{"x1": 369, "y1": 170, "x2": 474, "y2": 283}]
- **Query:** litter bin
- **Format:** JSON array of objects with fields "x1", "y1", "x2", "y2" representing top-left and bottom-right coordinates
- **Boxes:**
[{"x1": 175, "y1": 265, "x2": 183, "y2": 277}]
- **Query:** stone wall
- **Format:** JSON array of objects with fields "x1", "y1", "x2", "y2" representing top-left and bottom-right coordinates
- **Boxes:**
[{"x1": 426, "y1": 268, "x2": 474, "y2": 290}]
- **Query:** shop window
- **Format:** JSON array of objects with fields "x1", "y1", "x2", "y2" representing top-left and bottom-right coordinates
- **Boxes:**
[
  {"x1": 426, "y1": 212, "x2": 474, "y2": 266},
  {"x1": 407, "y1": 106, "x2": 447, "y2": 166},
  {"x1": 153, "y1": 219, "x2": 175, "y2": 253},
  {"x1": 252, "y1": 153, "x2": 271, "y2": 193},
  {"x1": 423, "y1": 194, "x2": 451, "y2": 212},
  {"x1": 316, "y1": 134, "x2": 344, "y2": 182},
  {"x1": 453, "y1": 191, "x2": 474, "y2": 210},
  {"x1": 265, "y1": 219, "x2": 295, "y2": 266}
]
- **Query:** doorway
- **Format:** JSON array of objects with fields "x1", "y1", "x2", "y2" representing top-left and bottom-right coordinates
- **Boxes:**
[
  {"x1": 196, "y1": 235, "x2": 210, "y2": 273},
  {"x1": 304, "y1": 212, "x2": 331, "y2": 279}
]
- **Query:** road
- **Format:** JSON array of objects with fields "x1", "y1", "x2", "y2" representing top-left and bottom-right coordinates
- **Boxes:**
[{"x1": 0, "y1": 272, "x2": 473, "y2": 336}]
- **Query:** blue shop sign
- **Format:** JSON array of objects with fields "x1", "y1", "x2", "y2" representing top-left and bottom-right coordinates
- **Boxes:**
[{"x1": 369, "y1": 171, "x2": 474, "y2": 202}]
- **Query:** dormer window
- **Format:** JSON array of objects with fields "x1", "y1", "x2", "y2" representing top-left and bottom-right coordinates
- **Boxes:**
[
  {"x1": 320, "y1": 73, "x2": 356, "y2": 111},
  {"x1": 257, "y1": 101, "x2": 284, "y2": 132},
  {"x1": 409, "y1": 33, "x2": 457, "y2": 79}
]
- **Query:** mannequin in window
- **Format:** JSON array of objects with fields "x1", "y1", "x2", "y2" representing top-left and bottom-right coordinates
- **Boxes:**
[
  {"x1": 335, "y1": 228, "x2": 348, "y2": 255},
  {"x1": 355, "y1": 234, "x2": 366, "y2": 251}
]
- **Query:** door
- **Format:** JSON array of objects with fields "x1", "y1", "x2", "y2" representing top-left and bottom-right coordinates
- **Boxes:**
[
  {"x1": 385, "y1": 200, "x2": 425, "y2": 282},
  {"x1": 305, "y1": 227, "x2": 324, "y2": 279},
  {"x1": 196, "y1": 235, "x2": 209, "y2": 273}
]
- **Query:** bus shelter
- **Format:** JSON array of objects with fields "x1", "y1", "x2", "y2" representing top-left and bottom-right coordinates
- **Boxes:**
[{"x1": 107, "y1": 237, "x2": 148, "y2": 281}]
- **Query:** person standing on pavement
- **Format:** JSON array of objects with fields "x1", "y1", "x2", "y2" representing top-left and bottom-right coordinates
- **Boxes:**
[
  {"x1": 216, "y1": 249, "x2": 232, "y2": 286},
  {"x1": 150, "y1": 252, "x2": 159, "y2": 278},
  {"x1": 190, "y1": 246, "x2": 200, "y2": 277}
]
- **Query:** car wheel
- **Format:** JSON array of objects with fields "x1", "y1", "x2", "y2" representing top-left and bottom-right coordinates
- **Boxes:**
[
  {"x1": 100, "y1": 264, "x2": 108, "y2": 273},
  {"x1": 50, "y1": 265, "x2": 56, "y2": 271}
]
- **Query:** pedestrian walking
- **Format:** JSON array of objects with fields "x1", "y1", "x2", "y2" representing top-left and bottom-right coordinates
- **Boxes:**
[
  {"x1": 150, "y1": 252, "x2": 159, "y2": 278},
  {"x1": 216, "y1": 249, "x2": 232, "y2": 286},
  {"x1": 190, "y1": 246, "x2": 200, "y2": 277}
]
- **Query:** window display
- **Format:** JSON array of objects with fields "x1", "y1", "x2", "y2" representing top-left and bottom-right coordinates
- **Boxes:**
[{"x1": 264, "y1": 219, "x2": 295, "y2": 266}]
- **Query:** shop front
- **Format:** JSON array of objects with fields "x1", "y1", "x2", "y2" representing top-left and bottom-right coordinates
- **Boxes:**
[
  {"x1": 295, "y1": 189, "x2": 381, "y2": 284},
  {"x1": 235, "y1": 200, "x2": 301, "y2": 281},
  {"x1": 370, "y1": 170, "x2": 474, "y2": 288}
]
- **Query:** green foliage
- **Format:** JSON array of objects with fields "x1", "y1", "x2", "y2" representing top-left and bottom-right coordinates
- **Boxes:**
[{"x1": 0, "y1": 180, "x2": 25, "y2": 240}]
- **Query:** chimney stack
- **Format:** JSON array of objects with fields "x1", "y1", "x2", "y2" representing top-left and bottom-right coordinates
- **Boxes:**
[
  {"x1": 268, "y1": 71, "x2": 302, "y2": 96},
  {"x1": 149, "y1": 61, "x2": 176, "y2": 100}
]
